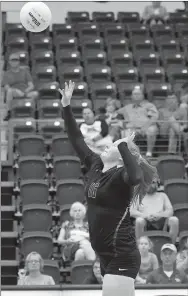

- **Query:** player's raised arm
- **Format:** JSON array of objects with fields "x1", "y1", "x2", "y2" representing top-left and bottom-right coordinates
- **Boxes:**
[
  {"x1": 59, "y1": 81, "x2": 97, "y2": 167},
  {"x1": 114, "y1": 132, "x2": 142, "y2": 186}
]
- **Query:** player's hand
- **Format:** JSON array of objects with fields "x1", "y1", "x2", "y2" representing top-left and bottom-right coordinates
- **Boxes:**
[
  {"x1": 114, "y1": 130, "x2": 135, "y2": 147},
  {"x1": 59, "y1": 80, "x2": 75, "y2": 107}
]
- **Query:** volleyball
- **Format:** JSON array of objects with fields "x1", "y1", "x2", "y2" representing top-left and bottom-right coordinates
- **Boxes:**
[{"x1": 20, "y1": 2, "x2": 52, "y2": 32}]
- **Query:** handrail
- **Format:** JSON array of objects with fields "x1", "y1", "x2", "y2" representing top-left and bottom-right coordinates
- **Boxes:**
[{"x1": 1, "y1": 284, "x2": 188, "y2": 290}]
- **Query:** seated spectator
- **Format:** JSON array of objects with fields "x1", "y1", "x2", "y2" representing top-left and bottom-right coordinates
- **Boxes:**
[
  {"x1": 80, "y1": 107, "x2": 113, "y2": 154},
  {"x1": 2, "y1": 52, "x2": 38, "y2": 120},
  {"x1": 130, "y1": 178, "x2": 179, "y2": 244},
  {"x1": 158, "y1": 94, "x2": 188, "y2": 155},
  {"x1": 176, "y1": 236, "x2": 188, "y2": 276},
  {"x1": 57, "y1": 202, "x2": 96, "y2": 263},
  {"x1": 83, "y1": 258, "x2": 103, "y2": 284},
  {"x1": 117, "y1": 88, "x2": 158, "y2": 157},
  {"x1": 146, "y1": 244, "x2": 188, "y2": 284},
  {"x1": 17, "y1": 252, "x2": 55, "y2": 285},
  {"x1": 135, "y1": 236, "x2": 159, "y2": 284},
  {"x1": 142, "y1": 1, "x2": 169, "y2": 26}
]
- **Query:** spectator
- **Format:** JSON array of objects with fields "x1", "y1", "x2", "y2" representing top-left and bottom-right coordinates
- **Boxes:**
[
  {"x1": 2, "y1": 52, "x2": 38, "y2": 120},
  {"x1": 80, "y1": 107, "x2": 113, "y2": 154},
  {"x1": 130, "y1": 178, "x2": 179, "y2": 244},
  {"x1": 176, "y1": 236, "x2": 188, "y2": 276},
  {"x1": 98, "y1": 98, "x2": 124, "y2": 142},
  {"x1": 146, "y1": 244, "x2": 188, "y2": 284},
  {"x1": 135, "y1": 236, "x2": 159, "y2": 284},
  {"x1": 17, "y1": 252, "x2": 55, "y2": 285},
  {"x1": 142, "y1": 2, "x2": 169, "y2": 26},
  {"x1": 57, "y1": 202, "x2": 96, "y2": 263},
  {"x1": 83, "y1": 258, "x2": 103, "y2": 284},
  {"x1": 117, "y1": 88, "x2": 158, "y2": 157},
  {"x1": 158, "y1": 94, "x2": 188, "y2": 155}
]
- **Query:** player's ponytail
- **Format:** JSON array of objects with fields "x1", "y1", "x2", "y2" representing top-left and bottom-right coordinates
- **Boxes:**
[
  {"x1": 132, "y1": 156, "x2": 158, "y2": 206},
  {"x1": 127, "y1": 141, "x2": 158, "y2": 206}
]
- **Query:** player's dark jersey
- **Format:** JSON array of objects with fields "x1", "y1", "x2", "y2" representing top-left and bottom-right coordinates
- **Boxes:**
[{"x1": 63, "y1": 105, "x2": 142, "y2": 256}]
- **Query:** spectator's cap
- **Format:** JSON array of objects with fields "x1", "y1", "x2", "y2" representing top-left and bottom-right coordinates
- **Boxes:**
[
  {"x1": 161, "y1": 243, "x2": 177, "y2": 253},
  {"x1": 9, "y1": 53, "x2": 20, "y2": 61}
]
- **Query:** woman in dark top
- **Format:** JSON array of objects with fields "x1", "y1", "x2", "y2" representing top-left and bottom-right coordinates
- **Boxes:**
[{"x1": 59, "y1": 81, "x2": 158, "y2": 296}]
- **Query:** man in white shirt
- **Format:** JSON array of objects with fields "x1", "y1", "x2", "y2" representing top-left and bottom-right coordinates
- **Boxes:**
[{"x1": 130, "y1": 179, "x2": 179, "y2": 244}]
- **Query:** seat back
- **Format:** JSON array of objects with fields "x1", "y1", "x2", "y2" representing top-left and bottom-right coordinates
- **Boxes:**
[
  {"x1": 164, "y1": 179, "x2": 188, "y2": 206},
  {"x1": 17, "y1": 135, "x2": 45, "y2": 157},
  {"x1": 157, "y1": 156, "x2": 186, "y2": 183},
  {"x1": 21, "y1": 231, "x2": 53, "y2": 259},
  {"x1": 56, "y1": 179, "x2": 84, "y2": 206},
  {"x1": 22, "y1": 204, "x2": 52, "y2": 232},
  {"x1": 53, "y1": 156, "x2": 81, "y2": 180},
  {"x1": 20, "y1": 180, "x2": 49, "y2": 205},
  {"x1": 71, "y1": 260, "x2": 93, "y2": 284},
  {"x1": 43, "y1": 260, "x2": 60, "y2": 284},
  {"x1": 18, "y1": 156, "x2": 46, "y2": 180}
]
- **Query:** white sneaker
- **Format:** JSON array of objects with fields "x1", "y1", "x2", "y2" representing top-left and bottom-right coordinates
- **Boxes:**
[{"x1": 146, "y1": 151, "x2": 152, "y2": 157}]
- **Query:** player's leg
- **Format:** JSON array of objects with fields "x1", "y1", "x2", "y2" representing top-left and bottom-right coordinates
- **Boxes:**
[{"x1": 102, "y1": 274, "x2": 135, "y2": 296}]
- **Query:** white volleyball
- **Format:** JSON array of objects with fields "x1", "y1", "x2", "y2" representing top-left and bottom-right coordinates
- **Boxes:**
[{"x1": 20, "y1": 2, "x2": 52, "y2": 32}]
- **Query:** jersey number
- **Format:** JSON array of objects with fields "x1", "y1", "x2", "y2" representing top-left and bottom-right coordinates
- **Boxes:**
[{"x1": 88, "y1": 182, "x2": 100, "y2": 199}]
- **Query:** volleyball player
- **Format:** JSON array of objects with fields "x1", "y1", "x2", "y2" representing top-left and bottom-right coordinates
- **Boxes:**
[{"x1": 59, "y1": 81, "x2": 158, "y2": 296}]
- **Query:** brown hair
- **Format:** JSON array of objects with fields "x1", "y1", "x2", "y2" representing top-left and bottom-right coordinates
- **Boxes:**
[{"x1": 128, "y1": 141, "x2": 158, "y2": 206}]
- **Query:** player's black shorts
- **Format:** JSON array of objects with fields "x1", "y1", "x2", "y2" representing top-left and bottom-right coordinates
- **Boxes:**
[{"x1": 98, "y1": 248, "x2": 141, "y2": 279}]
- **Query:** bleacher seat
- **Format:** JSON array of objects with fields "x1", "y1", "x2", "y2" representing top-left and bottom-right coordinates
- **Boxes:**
[
  {"x1": 17, "y1": 135, "x2": 45, "y2": 157},
  {"x1": 31, "y1": 50, "x2": 54, "y2": 68},
  {"x1": 18, "y1": 156, "x2": 46, "y2": 180},
  {"x1": 22, "y1": 204, "x2": 52, "y2": 232},
  {"x1": 21, "y1": 231, "x2": 53, "y2": 259},
  {"x1": 142, "y1": 67, "x2": 165, "y2": 84},
  {"x1": 78, "y1": 23, "x2": 100, "y2": 41},
  {"x1": 30, "y1": 36, "x2": 53, "y2": 52},
  {"x1": 67, "y1": 11, "x2": 90, "y2": 23},
  {"x1": 52, "y1": 24, "x2": 75, "y2": 40},
  {"x1": 128, "y1": 24, "x2": 150, "y2": 41},
  {"x1": 169, "y1": 12, "x2": 188, "y2": 25},
  {"x1": 55, "y1": 37, "x2": 78, "y2": 53},
  {"x1": 59, "y1": 66, "x2": 84, "y2": 85},
  {"x1": 83, "y1": 51, "x2": 107, "y2": 67},
  {"x1": 51, "y1": 135, "x2": 77, "y2": 157},
  {"x1": 43, "y1": 260, "x2": 60, "y2": 284},
  {"x1": 106, "y1": 38, "x2": 129, "y2": 56},
  {"x1": 71, "y1": 260, "x2": 93, "y2": 284},
  {"x1": 20, "y1": 180, "x2": 49, "y2": 206},
  {"x1": 157, "y1": 156, "x2": 186, "y2": 184},
  {"x1": 117, "y1": 12, "x2": 140, "y2": 24},
  {"x1": 32, "y1": 65, "x2": 57, "y2": 86},
  {"x1": 81, "y1": 37, "x2": 104, "y2": 56},
  {"x1": 173, "y1": 203, "x2": 188, "y2": 232},
  {"x1": 5, "y1": 24, "x2": 26, "y2": 42},
  {"x1": 56, "y1": 51, "x2": 81, "y2": 69},
  {"x1": 151, "y1": 25, "x2": 175, "y2": 42},
  {"x1": 164, "y1": 179, "x2": 188, "y2": 206},
  {"x1": 115, "y1": 67, "x2": 139, "y2": 84},
  {"x1": 53, "y1": 156, "x2": 82, "y2": 180},
  {"x1": 92, "y1": 11, "x2": 115, "y2": 23},
  {"x1": 86, "y1": 65, "x2": 111, "y2": 83},
  {"x1": 12, "y1": 119, "x2": 37, "y2": 140},
  {"x1": 104, "y1": 25, "x2": 126, "y2": 43},
  {"x1": 38, "y1": 120, "x2": 65, "y2": 140},
  {"x1": 109, "y1": 52, "x2": 134, "y2": 71},
  {"x1": 38, "y1": 81, "x2": 60, "y2": 100},
  {"x1": 10, "y1": 98, "x2": 35, "y2": 119},
  {"x1": 56, "y1": 179, "x2": 84, "y2": 206},
  {"x1": 6, "y1": 36, "x2": 28, "y2": 53},
  {"x1": 179, "y1": 230, "x2": 188, "y2": 247},
  {"x1": 37, "y1": 100, "x2": 62, "y2": 119},
  {"x1": 136, "y1": 53, "x2": 160, "y2": 70},
  {"x1": 162, "y1": 53, "x2": 186, "y2": 69},
  {"x1": 158, "y1": 39, "x2": 180, "y2": 58}
]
